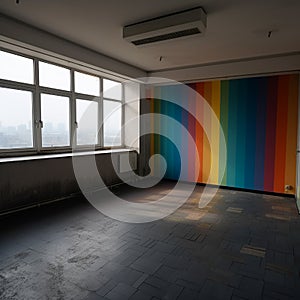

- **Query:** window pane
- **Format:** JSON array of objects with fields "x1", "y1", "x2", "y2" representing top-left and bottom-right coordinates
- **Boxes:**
[
  {"x1": 39, "y1": 62, "x2": 70, "y2": 90},
  {"x1": 41, "y1": 94, "x2": 70, "y2": 147},
  {"x1": 0, "y1": 87, "x2": 33, "y2": 148},
  {"x1": 104, "y1": 100, "x2": 122, "y2": 146},
  {"x1": 0, "y1": 50, "x2": 33, "y2": 84},
  {"x1": 76, "y1": 99, "x2": 98, "y2": 145},
  {"x1": 75, "y1": 71, "x2": 99, "y2": 96},
  {"x1": 103, "y1": 79, "x2": 122, "y2": 100}
]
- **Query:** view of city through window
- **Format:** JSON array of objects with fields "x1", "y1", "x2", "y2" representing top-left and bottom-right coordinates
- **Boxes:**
[
  {"x1": 104, "y1": 100, "x2": 122, "y2": 146},
  {"x1": 0, "y1": 49, "x2": 123, "y2": 152},
  {"x1": 41, "y1": 94, "x2": 70, "y2": 147},
  {"x1": 76, "y1": 99, "x2": 98, "y2": 145},
  {"x1": 0, "y1": 87, "x2": 33, "y2": 148}
]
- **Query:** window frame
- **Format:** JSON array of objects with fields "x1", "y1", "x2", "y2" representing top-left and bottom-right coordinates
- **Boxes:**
[
  {"x1": 0, "y1": 77, "x2": 36, "y2": 155},
  {"x1": 0, "y1": 48, "x2": 34, "y2": 85},
  {"x1": 39, "y1": 92, "x2": 72, "y2": 150},
  {"x1": 103, "y1": 98, "x2": 123, "y2": 147},
  {"x1": 102, "y1": 77, "x2": 125, "y2": 148},
  {"x1": 38, "y1": 59, "x2": 71, "y2": 91},
  {"x1": 0, "y1": 47, "x2": 125, "y2": 157},
  {"x1": 75, "y1": 97, "x2": 100, "y2": 148}
]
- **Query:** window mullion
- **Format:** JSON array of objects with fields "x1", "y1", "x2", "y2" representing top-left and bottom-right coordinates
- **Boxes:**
[
  {"x1": 34, "y1": 59, "x2": 42, "y2": 153},
  {"x1": 121, "y1": 83, "x2": 125, "y2": 147},
  {"x1": 99, "y1": 78, "x2": 104, "y2": 147},
  {"x1": 39, "y1": 87, "x2": 71, "y2": 97},
  {"x1": 0, "y1": 79, "x2": 35, "y2": 92},
  {"x1": 70, "y1": 69, "x2": 76, "y2": 148}
]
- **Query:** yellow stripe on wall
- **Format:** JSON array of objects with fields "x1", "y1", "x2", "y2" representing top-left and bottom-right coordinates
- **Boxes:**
[{"x1": 210, "y1": 81, "x2": 221, "y2": 185}]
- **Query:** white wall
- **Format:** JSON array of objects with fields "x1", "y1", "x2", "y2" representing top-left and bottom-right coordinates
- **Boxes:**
[{"x1": 149, "y1": 53, "x2": 300, "y2": 82}]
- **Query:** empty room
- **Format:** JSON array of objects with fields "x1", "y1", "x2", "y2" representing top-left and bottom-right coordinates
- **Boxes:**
[{"x1": 1, "y1": 1, "x2": 300, "y2": 299}]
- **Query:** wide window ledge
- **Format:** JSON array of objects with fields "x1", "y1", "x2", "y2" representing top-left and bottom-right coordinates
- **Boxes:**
[{"x1": 0, "y1": 148, "x2": 134, "y2": 163}]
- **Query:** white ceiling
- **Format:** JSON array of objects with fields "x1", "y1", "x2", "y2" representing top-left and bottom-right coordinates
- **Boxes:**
[{"x1": 0, "y1": 0, "x2": 299, "y2": 72}]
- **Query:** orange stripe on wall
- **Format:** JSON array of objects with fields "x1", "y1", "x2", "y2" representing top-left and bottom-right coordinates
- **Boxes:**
[
  {"x1": 274, "y1": 75, "x2": 289, "y2": 193},
  {"x1": 284, "y1": 74, "x2": 299, "y2": 194},
  {"x1": 194, "y1": 92, "x2": 201, "y2": 182},
  {"x1": 210, "y1": 81, "x2": 221, "y2": 185}
]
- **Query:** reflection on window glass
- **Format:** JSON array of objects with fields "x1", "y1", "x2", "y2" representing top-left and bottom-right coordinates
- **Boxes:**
[
  {"x1": 103, "y1": 79, "x2": 122, "y2": 100},
  {"x1": 39, "y1": 62, "x2": 70, "y2": 90},
  {"x1": 75, "y1": 71, "x2": 99, "y2": 96},
  {"x1": 103, "y1": 100, "x2": 122, "y2": 146},
  {"x1": 41, "y1": 94, "x2": 70, "y2": 147},
  {"x1": 0, "y1": 50, "x2": 33, "y2": 84},
  {"x1": 0, "y1": 87, "x2": 33, "y2": 148},
  {"x1": 76, "y1": 99, "x2": 98, "y2": 145}
]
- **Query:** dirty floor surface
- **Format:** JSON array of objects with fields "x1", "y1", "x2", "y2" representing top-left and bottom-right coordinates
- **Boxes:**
[{"x1": 1, "y1": 181, "x2": 300, "y2": 299}]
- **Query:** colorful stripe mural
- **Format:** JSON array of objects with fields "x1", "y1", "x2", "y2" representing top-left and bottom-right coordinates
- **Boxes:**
[{"x1": 150, "y1": 74, "x2": 299, "y2": 194}]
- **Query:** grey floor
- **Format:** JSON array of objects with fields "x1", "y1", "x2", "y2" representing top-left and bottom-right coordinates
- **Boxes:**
[{"x1": 1, "y1": 181, "x2": 300, "y2": 300}]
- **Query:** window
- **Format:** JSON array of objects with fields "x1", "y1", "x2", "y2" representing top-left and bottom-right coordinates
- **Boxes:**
[
  {"x1": 76, "y1": 99, "x2": 98, "y2": 145},
  {"x1": 103, "y1": 79, "x2": 122, "y2": 147},
  {"x1": 0, "y1": 50, "x2": 33, "y2": 84},
  {"x1": 39, "y1": 62, "x2": 70, "y2": 90},
  {"x1": 0, "y1": 48, "x2": 129, "y2": 155},
  {"x1": 103, "y1": 79, "x2": 122, "y2": 100},
  {"x1": 75, "y1": 71, "x2": 99, "y2": 96},
  {"x1": 41, "y1": 94, "x2": 70, "y2": 147},
  {"x1": 104, "y1": 100, "x2": 122, "y2": 146},
  {"x1": 0, "y1": 87, "x2": 33, "y2": 149}
]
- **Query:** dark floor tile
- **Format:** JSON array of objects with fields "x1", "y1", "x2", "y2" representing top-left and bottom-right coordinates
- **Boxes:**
[
  {"x1": 264, "y1": 269, "x2": 285, "y2": 286},
  {"x1": 96, "y1": 280, "x2": 118, "y2": 297},
  {"x1": 105, "y1": 283, "x2": 136, "y2": 300},
  {"x1": 235, "y1": 276, "x2": 264, "y2": 299},
  {"x1": 84, "y1": 292, "x2": 108, "y2": 300},
  {"x1": 154, "y1": 265, "x2": 179, "y2": 283},
  {"x1": 130, "y1": 256, "x2": 162, "y2": 275},
  {"x1": 199, "y1": 279, "x2": 233, "y2": 300},
  {"x1": 138, "y1": 282, "x2": 164, "y2": 298},
  {"x1": 112, "y1": 267, "x2": 144, "y2": 286},
  {"x1": 129, "y1": 290, "x2": 152, "y2": 300},
  {"x1": 177, "y1": 288, "x2": 199, "y2": 300}
]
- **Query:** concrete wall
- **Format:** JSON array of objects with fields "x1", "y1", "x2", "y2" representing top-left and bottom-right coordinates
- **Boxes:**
[{"x1": 0, "y1": 151, "x2": 137, "y2": 213}]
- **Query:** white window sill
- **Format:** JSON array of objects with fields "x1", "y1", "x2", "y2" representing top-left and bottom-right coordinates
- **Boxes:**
[{"x1": 0, "y1": 148, "x2": 134, "y2": 163}]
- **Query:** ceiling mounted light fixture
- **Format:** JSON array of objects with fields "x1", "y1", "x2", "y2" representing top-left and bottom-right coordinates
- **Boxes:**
[{"x1": 123, "y1": 7, "x2": 207, "y2": 46}]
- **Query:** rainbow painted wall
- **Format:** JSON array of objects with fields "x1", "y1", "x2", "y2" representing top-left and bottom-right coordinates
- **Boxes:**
[{"x1": 150, "y1": 74, "x2": 299, "y2": 194}]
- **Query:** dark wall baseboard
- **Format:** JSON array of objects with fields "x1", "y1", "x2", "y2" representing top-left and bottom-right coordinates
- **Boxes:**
[{"x1": 163, "y1": 178, "x2": 295, "y2": 199}]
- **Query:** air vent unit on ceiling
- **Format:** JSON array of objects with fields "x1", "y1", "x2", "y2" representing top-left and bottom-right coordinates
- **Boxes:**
[{"x1": 123, "y1": 7, "x2": 207, "y2": 46}]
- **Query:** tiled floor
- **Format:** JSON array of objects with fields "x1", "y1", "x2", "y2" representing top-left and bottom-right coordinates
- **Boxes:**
[{"x1": 1, "y1": 181, "x2": 300, "y2": 300}]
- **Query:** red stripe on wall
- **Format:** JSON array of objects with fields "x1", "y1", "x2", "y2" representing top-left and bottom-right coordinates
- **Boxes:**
[
  {"x1": 188, "y1": 84, "x2": 196, "y2": 182},
  {"x1": 273, "y1": 75, "x2": 289, "y2": 193},
  {"x1": 195, "y1": 83, "x2": 205, "y2": 182}
]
